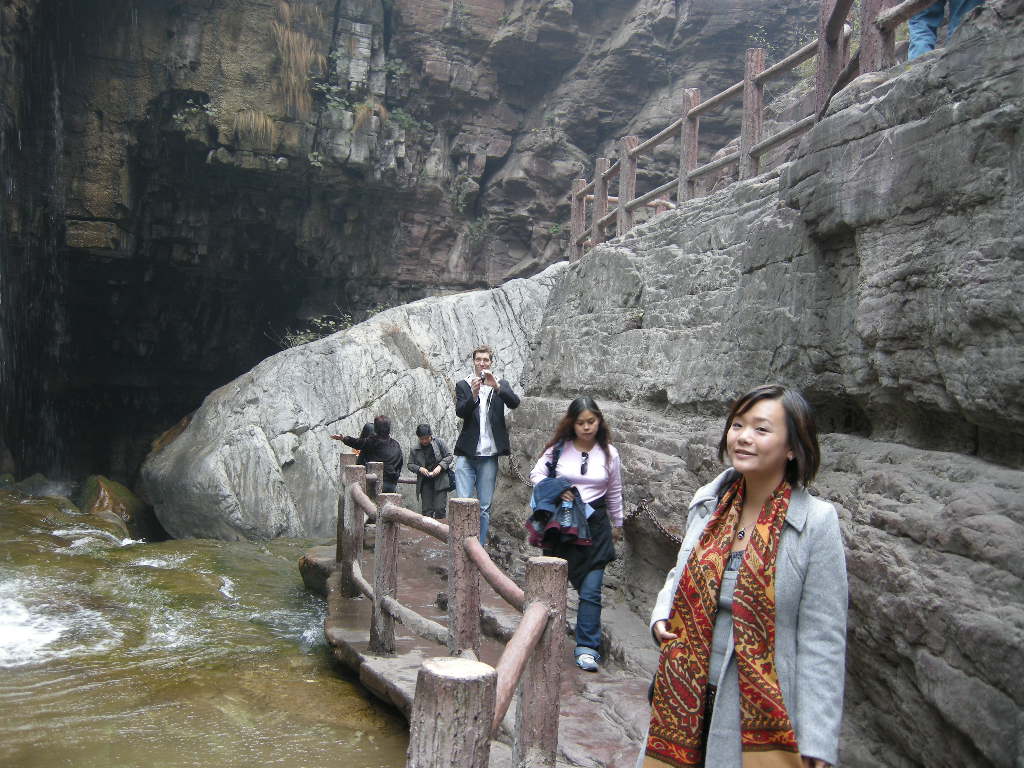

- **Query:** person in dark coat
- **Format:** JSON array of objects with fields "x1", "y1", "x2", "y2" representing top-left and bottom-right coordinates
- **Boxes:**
[
  {"x1": 453, "y1": 344, "x2": 521, "y2": 545},
  {"x1": 331, "y1": 416, "x2": 404, "y2": 492},
  {"x1": 407, "y1": 424, "x2": 454, "y2": 519}
]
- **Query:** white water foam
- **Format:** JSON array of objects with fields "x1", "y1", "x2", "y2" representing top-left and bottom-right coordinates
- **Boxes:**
[
  {"x1": 218, "y1": 576, "x2": 236, "y2": 600},
  {"x1": 0, "y1": 577, "x2": 122, "y2": 668},
  {"x1": 130, "y1": 553, "x2": 191, "y2": 570}
]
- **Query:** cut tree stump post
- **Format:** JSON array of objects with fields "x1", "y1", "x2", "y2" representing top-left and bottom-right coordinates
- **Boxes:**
[
  {"x1": 512, "y1": 556, "x2": 567, "y2": 768},
  {"x1": 365, "y1": 460, "x2": 383, "y2": 503},
  {"x1": 739, "y1": 47, "x2": 766, "y2": 180},
  {"x1": 815, "y1": 0, "x2": 852, "y2": 117},
  {"x1": 339, "y1": 463, "x2": 367, "y2": 596},
  {"x1": 860, "y1": 0, "x2": 897, "y2": 73},
  {"x1": 592, "y1": 157, "x2": 609, "y2": 246},
  {"x1": 407, "y1": 657, "x2": 496, "y2": 768},
  {"x1": 678, "y1": 89, "x2": 701, "y2": 202},
  {"x1": 448, "y1": 497, "x2": 481, "y2": 656},
  {"x1": 616, "y1": 136, "x2": 639, "y2": 237},
  {"x1": 370, "y1": 492, "x2": 401, "y2": 654}
]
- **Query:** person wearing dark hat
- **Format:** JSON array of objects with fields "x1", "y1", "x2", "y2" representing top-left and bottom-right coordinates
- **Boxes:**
[{"x1": 407, "y1": 424, "x2": 454, "y2": 519}]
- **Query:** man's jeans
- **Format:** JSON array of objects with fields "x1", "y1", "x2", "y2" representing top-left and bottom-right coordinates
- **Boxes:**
[
  {"x1": 574, "y1": 567, "x2": 605, "y2": 656},
  {"x1": 908, "y1": 0, "x2": 983, "y2": 60},
  {"x1": 454, "y1": 455, "x2": 498, "y2": 544}
]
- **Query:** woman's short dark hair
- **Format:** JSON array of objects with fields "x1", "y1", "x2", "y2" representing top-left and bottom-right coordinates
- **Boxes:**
[
  {"x1": 717, "y1": 384, "x2": 820, "y2": 487},
  {"x1": 373, "y1": 415, "x2": 391, "y2": 439},
  {"x1": 415, "y1": 424, "x2": 432, "y2": 438},
  {"x1": 359, "y1": 422, "x2": 374, "y2": 440}
]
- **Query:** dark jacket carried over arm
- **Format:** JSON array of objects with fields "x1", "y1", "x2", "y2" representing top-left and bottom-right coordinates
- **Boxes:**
[{"x1": 454, "y1": 379, "x2": 521, "y2": 456}]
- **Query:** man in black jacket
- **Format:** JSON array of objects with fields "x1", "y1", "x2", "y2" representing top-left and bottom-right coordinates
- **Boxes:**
[
  {"x1": 331, "y1": 416, "x2": 404, "y2": 492},
  {"x1": 454, "y1": 345, "x2": 521, "y2": 545}
]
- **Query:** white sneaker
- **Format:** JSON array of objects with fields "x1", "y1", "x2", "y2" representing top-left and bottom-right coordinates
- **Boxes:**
[{"x1": 575, "y1": 653, "x2": 599, "y2": 672}]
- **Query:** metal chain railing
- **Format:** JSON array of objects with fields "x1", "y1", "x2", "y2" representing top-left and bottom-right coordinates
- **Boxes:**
[{"x1": 625, "y1": 496, "x2": 683, "y2": 548}]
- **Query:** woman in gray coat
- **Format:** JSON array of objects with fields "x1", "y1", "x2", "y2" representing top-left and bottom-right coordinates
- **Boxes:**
[
  {"x1": 407, "y1": 424, "x2": 454, "y2": 519},
  {"x1": 641, "y1": 385, "x2": 847, "y2": 768}
]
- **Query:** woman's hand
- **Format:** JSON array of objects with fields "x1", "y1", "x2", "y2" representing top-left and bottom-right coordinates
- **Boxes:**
[
  {"x1": 418, "y1": 467, "x2": 430, "y2": 476},
  {"x1": 431, "y1": 466, "x2": 442, "y2": 476},
  {"x1": 612, "y1": 526, "x2": 624, "y2": 544},
  {"x1": 559, "y1": 490, "x2": 574, "y2": 502},
  {"x1": 652, "y1": 620, "x2": 678, "y2": 644},
  {"x1": 801, "y1": 758, "x2": 829, "y2": 768},
  {"x1": 330, "y1": 434, "x2": 345, "y2": 441}
]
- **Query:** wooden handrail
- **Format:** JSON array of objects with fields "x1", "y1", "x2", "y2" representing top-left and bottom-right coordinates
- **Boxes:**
[
  {"x1": 688, "y1": 150, "x2": 740, "y2": 181},
  {"x1": 629, "y1": 118, "x2": 683, "y2": 158},
  {"x1": 349, "y1": 483, "x2": 378, "y2": 520},
  {"x1": 754, "y1": 38, "x2": 819, "y2": 84},
  {"x1": 464, "y1": 536, "x2": 526, "y2": 611},
  {"x1": 749, "y1": 114, "x2": 817, "y2": 158},
  {"x1": 381, "y1": 594, "x2": 450, "y2": 646},
  {"x1": 876, "y1": 0, "x2": 936, "y2": 28},
  {"x1": 576, "y1": 179, "x2": 595, "y2": 199},
  {"x1": 627, "y1": 178, "x2": 680, "y2": 212},
  {"x1": 351, "y1": 560, "x2": 374, "y2": 599},
  {"x1": 380, "y1": 502, "x2": 450, "y2": 542},
  {"x1": 491, "y1": 602, "x2": 549, "y2": 732},
  {"x1": 574, "y1": 224, "x2": 594, "y2": 247},
  {"x1": 601, "y1": 159, "x2": 621, "y2": 181},
  {"x1": 687, "y1": 80, "x2": 743, "y2": 118}
]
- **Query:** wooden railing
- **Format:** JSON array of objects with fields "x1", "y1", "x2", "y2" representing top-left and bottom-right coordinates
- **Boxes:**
[
  {"x1": 337, "y1": 457, "x2": 567, "y2": 768},
  {"x1": 568, "y1": 0, "x2": 933, "y2": 259}
]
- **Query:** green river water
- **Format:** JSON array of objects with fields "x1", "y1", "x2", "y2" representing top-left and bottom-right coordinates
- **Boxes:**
[{"x1": 0, "y1": 490, "x2": 409, "y2": 768}]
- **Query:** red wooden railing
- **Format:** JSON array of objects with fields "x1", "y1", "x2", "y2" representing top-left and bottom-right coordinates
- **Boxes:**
[
  {"x1": 337, "y1": 457, "x2": 567, "y2": 768},
  {"x1": 568, "y1": 0, "x2": 933, "y2": 259}
]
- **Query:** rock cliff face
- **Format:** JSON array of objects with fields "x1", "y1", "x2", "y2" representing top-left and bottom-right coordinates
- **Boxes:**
[
  {"x1": 140, "y1": 264, "x2": 562, "y2": 539},
  {"x1": 1, "y1": 0, "x2": 818, "y2": 479},
  {"x1": 142, "y1": 3, "x2": 1022, "y2": 765}
]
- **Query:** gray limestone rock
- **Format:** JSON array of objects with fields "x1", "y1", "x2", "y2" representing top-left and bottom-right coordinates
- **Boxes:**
[{"x1": 140, "y1": 264, "x2": 564, "y2": 540}]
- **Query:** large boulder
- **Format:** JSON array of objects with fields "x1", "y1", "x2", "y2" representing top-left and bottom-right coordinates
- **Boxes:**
[{"x1": 139, "y1": 264, "x2": 564, "y2": 540}]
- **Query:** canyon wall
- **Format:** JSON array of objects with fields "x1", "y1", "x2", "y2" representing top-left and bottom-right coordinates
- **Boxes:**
[
  {"x1": 144, "y1": 2, "x2": 1021, "y2": 765},
  {"x1": 1, "y1": 0, "x2": 819, "y2": 479}
]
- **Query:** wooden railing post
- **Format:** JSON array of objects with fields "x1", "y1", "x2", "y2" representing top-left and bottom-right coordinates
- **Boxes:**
[
  {"x1": 815, "y1": 0, "x2": 852, "y2": 117},
  {"x1": 678, "y1": 88, "x2": 701, "y2": 202},
  {"x1": 739, "y1": 47, "x2": 766, "y2": 180},
  {"x1": 616, "y1": 135, "x2": 639, "y2": 237},
  {"x1": 592, "y1": 157, "x2": 609, "y2": 246},
  {"x1": 366, "y1": 460, "x2": 383, "y2": 502},
  {"x1": 447, "y1": 497, "x2": 481, "y2": 656},
  {"x1": 336, "y1": 454, "x2": 358, "y2": 566},
  {"x1": 339, "y1": 463, "x2": 367, "y2": 596},
  {"x1": 569, "y1": 178, "x2": 586, "y2": 261},
  {"x1": 407, "y1": 657, "x2": 496, "y2": 768},
  {"x1": 512, "y1": 556, "x2": 567, "y2": 768},
  {"x1": 860, "y1": 0, "x2": 897, "y2": 74},
  {"x1": 370, "y1": 491, "x2": 402, "y2": 655}
]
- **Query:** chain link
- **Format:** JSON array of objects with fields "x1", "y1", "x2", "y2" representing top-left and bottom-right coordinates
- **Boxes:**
[{"x1": 626, "y1": 496, "x2": 683, "y2": 547}]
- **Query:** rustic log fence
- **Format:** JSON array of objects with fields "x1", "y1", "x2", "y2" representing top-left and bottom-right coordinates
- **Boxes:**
[
  {"x1": 568, "y1": 0, "x2": 936, "y2": 259},
  {"x1": 337, "y1": 455, "x2": 568, "y2": 768}
]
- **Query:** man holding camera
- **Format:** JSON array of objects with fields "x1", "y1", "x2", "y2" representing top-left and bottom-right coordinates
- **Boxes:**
[{"x1": 454, "y1": 344, "x2": 521, "y2": 545}]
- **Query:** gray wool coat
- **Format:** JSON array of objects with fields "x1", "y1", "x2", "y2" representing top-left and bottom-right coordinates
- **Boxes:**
[{"x1": 637, "y1": 469, "x2": 848, "y2": 768}]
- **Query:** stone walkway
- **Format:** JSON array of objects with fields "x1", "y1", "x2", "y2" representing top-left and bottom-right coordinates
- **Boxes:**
[{"x1": 299, "y1": 524, "x2": 658, "y2": 767}]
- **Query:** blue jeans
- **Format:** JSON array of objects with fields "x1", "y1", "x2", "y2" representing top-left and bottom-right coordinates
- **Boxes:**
[
  {"x1": 454, "y1": 455, "x2": 498, "y2": 544},
  {"x1": 574, "y1": 567, "x2": 605, "y2": 656},
  {"x1": 908, "y1": 0, "x2": 983, "y2": 60}
]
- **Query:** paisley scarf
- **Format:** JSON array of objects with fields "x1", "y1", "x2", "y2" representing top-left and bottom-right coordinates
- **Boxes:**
[{"x1": 644, "y1": 477, "x2": 800, "y2": 768}]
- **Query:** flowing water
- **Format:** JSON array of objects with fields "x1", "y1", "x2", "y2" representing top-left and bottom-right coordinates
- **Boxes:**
[{"x1": 0, "y1": 490, "x2": 409, "y2": 768}]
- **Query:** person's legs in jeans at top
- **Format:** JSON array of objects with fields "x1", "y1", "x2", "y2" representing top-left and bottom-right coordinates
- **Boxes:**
[
  {"x1": 947, "y1": 0, "x2": 983, "y2": 39},
  {"x1": 575, "y1": 568, "x2": 605, "y2": 671},
  {"x1": 454, "y1": 455, "x2": 497, "y2": 544},
  {"x1": 908, "y1": 1, "x2": 945, "y2": 60}
]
